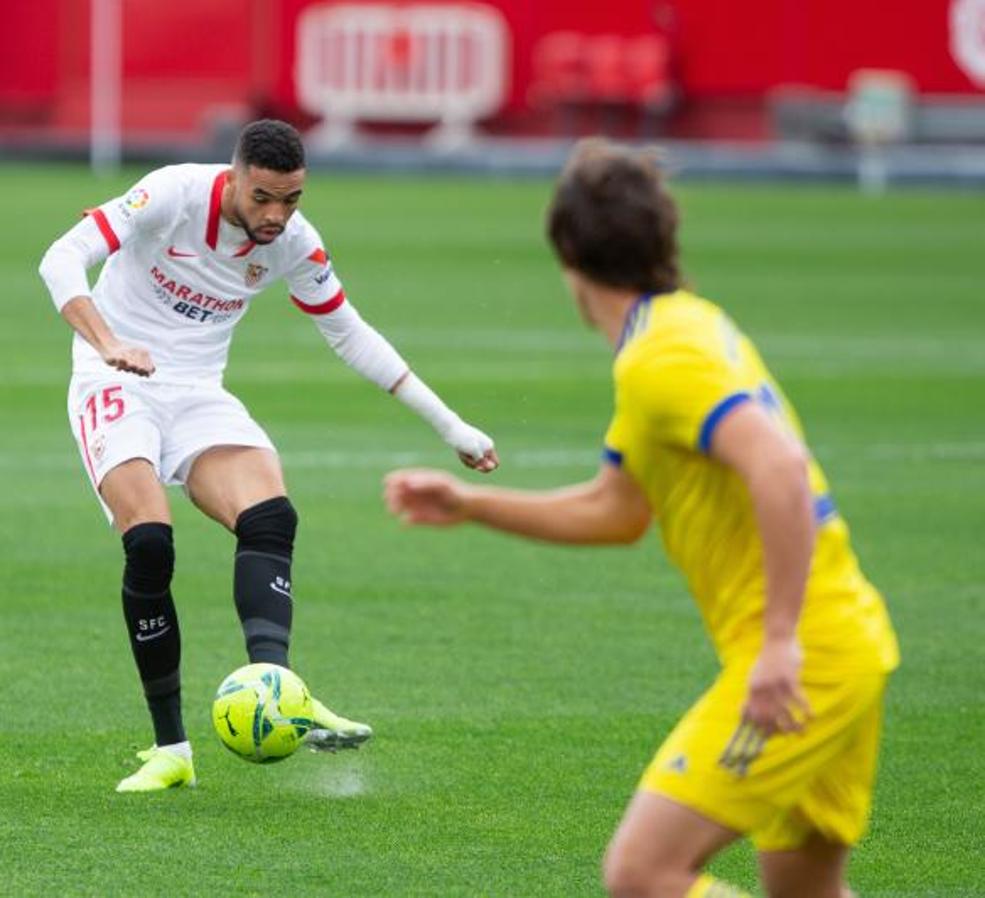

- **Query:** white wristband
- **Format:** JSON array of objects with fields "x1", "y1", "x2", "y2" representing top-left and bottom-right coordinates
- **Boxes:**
[
  {"x1": 393, "y1": 372, "x2": 459, "y2": 438},
  {"x1": 394, "y1": 373, "x2": 495, "y2": 460}
]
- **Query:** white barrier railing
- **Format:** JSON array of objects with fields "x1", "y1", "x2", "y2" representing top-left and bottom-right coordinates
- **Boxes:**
[{"x1": 296, "y1": 2, "x2": 509, "y2": 148}]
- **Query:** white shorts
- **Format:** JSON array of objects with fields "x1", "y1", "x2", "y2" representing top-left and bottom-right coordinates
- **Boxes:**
[{"x1": 68, "y1": 375, "x2": 275, "y2": 521}]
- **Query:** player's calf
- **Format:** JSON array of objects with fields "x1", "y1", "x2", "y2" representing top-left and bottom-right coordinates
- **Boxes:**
[
  {"x1": 121, "y1": 521, "x2": 185, "y2": 747},
  {"x1": 230, "y1": 497, "x2": 376, "y2": 753},
  {"x1": 233, "y1": 496, "x2": 297, "y2": 667}
]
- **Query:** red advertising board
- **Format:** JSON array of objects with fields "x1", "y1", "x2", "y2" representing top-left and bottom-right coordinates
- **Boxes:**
[
  {"x1": 1, "y1": 0, "x2": 982, "y2": 136},
  {"x1": 668, "y1": 0, "x2": 984, "y2": 95}
]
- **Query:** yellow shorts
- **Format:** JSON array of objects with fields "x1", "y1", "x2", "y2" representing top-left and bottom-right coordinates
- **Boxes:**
[{"x1": 640, "y1": 665, "x2": 888, "y2": 850}]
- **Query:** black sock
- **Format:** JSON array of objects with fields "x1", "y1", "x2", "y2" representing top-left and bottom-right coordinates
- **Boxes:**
[
  {"x1": 121, "y1": 522, "x2": 185, "y2": 746},
  {"x1": 234, "y1": 497, "x2": 297, "y2": 668}
]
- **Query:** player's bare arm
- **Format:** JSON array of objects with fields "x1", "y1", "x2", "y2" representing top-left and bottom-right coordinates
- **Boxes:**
[
  {"x1": 60, "y1": 296, "x2": 155, "y2": 377},
  {"x1": 385, "y1": 462, "x2": 650, "y2": 544},
  {"x1": 709, "y1": 401, "x2": 815, "y2": 735}
]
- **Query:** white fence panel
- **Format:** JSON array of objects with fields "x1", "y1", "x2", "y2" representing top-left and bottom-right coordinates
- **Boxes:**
[{"x1": 297, "y1": 3, "x2": 509, "y2": 147}]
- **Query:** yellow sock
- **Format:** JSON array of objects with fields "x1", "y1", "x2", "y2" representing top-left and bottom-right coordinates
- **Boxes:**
[{"x1": 685, "y1": 873, "x2": 754, "y2": 898}]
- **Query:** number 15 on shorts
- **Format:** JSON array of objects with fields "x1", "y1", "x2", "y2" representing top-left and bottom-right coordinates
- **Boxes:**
[
  {"x1": 84, "y1": 385, "x2": 126, "y2": 431},
  {"x1": 78, "y1": 384, "x2": 128, "y2": 485}
]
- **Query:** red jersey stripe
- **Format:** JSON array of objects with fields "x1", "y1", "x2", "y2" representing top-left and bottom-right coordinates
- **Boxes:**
[
  {"x1": 291, "y1": 290, "x2": 346, "y2": 315},
  {"x1": 205, "y1": 170, "x2": 229, "y2": 250},
  {"x1": 86, "y1": 208, "x2": 120, "y2": 253},
  {"x1": 307, "y1": 248, "x2": 328, "y2": 264}
]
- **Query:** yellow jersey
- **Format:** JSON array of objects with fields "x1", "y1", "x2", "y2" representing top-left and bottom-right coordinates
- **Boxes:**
[{"x1": 603, "y1": 290, "x2": 899, "y2": 675}]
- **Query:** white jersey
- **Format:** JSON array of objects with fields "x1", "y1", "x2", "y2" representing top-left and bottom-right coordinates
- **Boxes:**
[{"x1": 40, "y1": 163, "x2": 407, "y2": 388}]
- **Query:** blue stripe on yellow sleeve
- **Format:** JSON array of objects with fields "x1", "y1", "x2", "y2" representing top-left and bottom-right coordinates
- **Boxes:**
[
  {"x1": 814, "y1": 493, "x2": 838, "y2": 524},
  {"x1": 698, "y1": 391, "x2": 753, "y2": 453},
  {"x1": 602, "y1": 446, "x2": 624, "y2": 466}
]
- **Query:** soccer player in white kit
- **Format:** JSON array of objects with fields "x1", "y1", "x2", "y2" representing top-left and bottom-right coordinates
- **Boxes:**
[{"x1": 38, "y1": 120, "x2": 499, "y2": 792}]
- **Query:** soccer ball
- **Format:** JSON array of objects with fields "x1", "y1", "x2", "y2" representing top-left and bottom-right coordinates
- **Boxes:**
[{"x1": 212, "y1": 663, "x2": 314, "y2": 763}]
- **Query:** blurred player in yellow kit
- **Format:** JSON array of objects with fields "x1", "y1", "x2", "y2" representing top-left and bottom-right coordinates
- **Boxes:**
[{"x1": 384, "y1": 139, "x2": 899, "y2": 898}]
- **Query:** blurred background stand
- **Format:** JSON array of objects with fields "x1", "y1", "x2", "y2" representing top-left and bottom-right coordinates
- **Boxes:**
[
  {"x1": 528, "y1": 32, "x2": 674, "y2": 140},
  {"x1": 1, "y1": 0, "x2": 983, "y2": 186}
]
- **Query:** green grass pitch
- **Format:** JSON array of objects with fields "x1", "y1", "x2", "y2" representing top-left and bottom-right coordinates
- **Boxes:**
[{"x1": 0, "y1": 166, "x2": 982, "y2": 896}]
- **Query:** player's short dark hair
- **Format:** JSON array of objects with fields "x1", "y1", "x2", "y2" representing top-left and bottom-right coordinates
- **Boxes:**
[
  {"x1": 547, "y1": 139, "x2": 681, "y2": 295},
  {"x1": 233, "y1": 119, "x2": 306, "y2": 173}
]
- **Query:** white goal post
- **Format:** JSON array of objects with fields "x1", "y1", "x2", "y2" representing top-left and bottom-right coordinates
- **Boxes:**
[{"x1": 90, "y1": 0, "x2": 123, "y2": 174}]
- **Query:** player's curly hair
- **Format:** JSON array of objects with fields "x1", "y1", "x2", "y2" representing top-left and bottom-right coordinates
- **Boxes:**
[
  {"x1": 234, "y1": 119, "x2": 306, "y2": 173},
  {"x1": 547, "y1": 138, "x2": 681, "y2": 295}
]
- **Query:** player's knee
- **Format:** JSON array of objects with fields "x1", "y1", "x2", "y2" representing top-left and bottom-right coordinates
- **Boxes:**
[
  {"x1": 234, "y1": 496, "x2": 298, "y2": 556},
  {"x1": 765, "y1": 880, "x2": 846, "y2": 898},
  {"x1": 122, "y1": 522, "x2": 175, "y2": 594},
  {"x1": 602, "y1": 861, "x2": 637, "y2": 898},
  {"x1": 602, "y1": 847, "x2": 677, "y2": 898}
]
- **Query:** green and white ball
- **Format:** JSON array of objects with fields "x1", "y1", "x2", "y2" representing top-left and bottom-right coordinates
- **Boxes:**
[{"x1": 212, "y1": 663, "x2": 314, "y2": 763}]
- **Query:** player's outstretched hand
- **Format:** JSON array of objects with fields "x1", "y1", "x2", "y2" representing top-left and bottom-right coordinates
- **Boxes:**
[
  {"x1": 742, "y1": 636, "x2": 811, "y2": 736},
  {"x1": 444, "y1": 420, "x2": 499, "y2": 473},
  {"x1": 458, "y1": 447, "x2": 499, "y2": 472},
  {"x1": 384, "y1": 469, "x2": 471, "y2": 526},
  {"x1": 102, "y1": 340, "x2": 155, "y2": 377}
]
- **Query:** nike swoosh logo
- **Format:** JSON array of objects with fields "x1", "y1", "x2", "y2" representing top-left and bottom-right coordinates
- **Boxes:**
[
  {"x1": 167, "y1": 246, "x2": 196, "y2": 258},
  {"x1": 270, "y1": 582, "x2": 292, "y2": 598},
  {"x1": 135, "y1": 626, "x2": 172, "y2": 642}
]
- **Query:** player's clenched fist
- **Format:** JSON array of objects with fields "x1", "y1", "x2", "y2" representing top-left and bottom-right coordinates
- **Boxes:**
[
  {"x1": 446, "y1": 420, "x2": 499, "y2": 472},
  {"x1": 101, "y1": 340, "x2": 155, "y2": 377},
  {"x1": 384, "y1": 469, "x2": 472, "y2": 526}
]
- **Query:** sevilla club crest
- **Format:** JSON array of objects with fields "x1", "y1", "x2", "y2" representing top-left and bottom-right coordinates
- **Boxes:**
[{"x1": 245, "y1": 263, "x2": 268, "y2": 287}]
